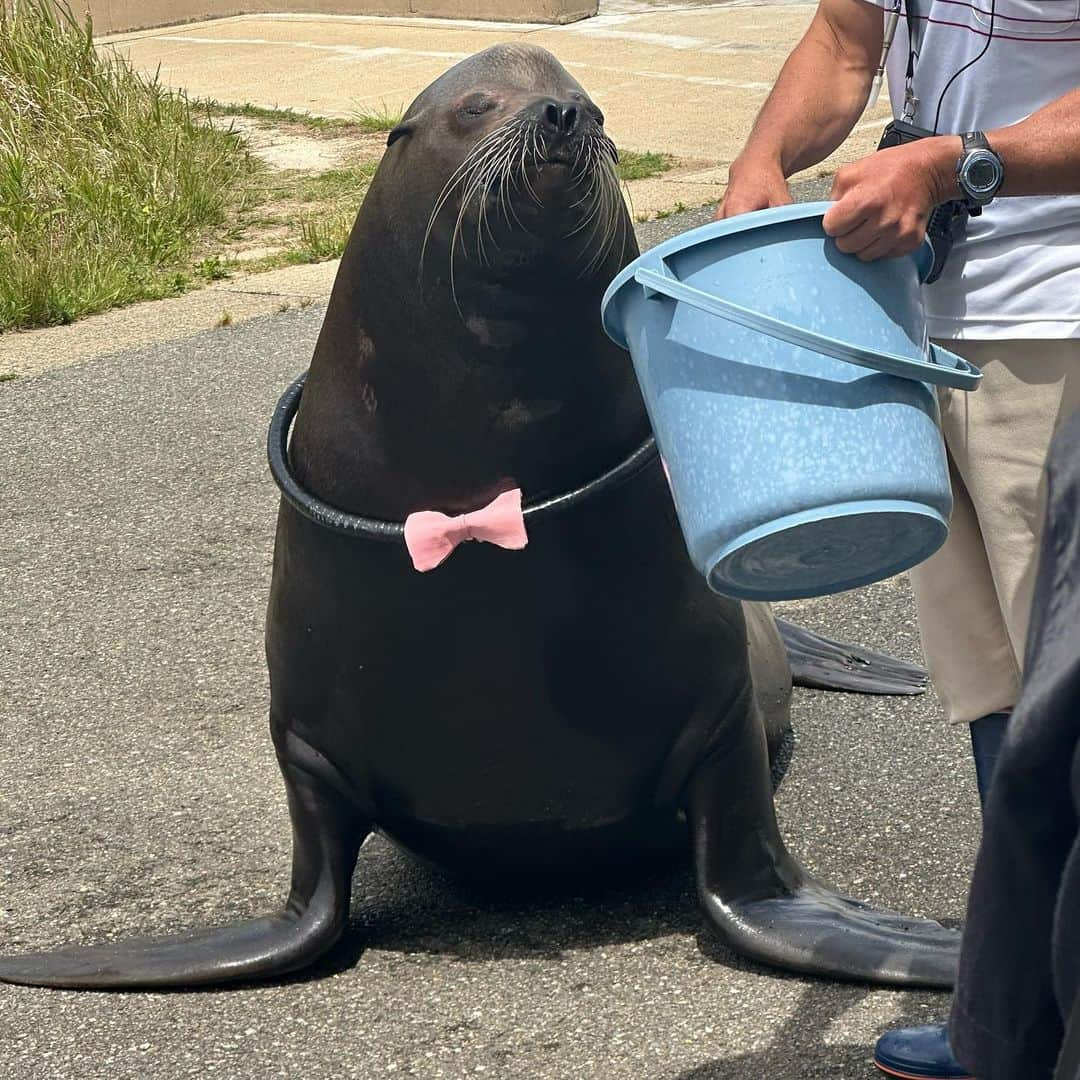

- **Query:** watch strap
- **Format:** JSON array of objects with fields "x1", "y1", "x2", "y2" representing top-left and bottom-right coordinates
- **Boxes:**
[{"x1": 962, "y1": 131, "x2": 991, "y2": 153}]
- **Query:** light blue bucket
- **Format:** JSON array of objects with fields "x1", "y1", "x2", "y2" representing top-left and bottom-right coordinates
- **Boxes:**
[{"x1": 601, "y1": 202, "x2": 981, "y2": 601}]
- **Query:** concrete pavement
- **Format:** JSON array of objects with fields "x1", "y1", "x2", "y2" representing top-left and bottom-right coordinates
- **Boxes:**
[
  {"x1": 0, "y1": 201, "x2": 980, "y2": 1079},
  {"x1": 103, "y1": 0, "x2": 895, "y2": 212}
]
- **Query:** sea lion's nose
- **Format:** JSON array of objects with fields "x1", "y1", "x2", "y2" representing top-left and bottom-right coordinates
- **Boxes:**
[{"x1": 537, "y1": 99, "x2": 579, "y2": 136}]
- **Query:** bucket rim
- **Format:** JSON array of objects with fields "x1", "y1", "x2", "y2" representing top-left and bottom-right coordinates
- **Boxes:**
[{"x1": 601, "y1": 201, "x2": 934, "y2": 348}]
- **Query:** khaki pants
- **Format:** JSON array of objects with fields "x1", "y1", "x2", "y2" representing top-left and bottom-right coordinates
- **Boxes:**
[{"x1": 909, "y1": 340, "x2": 1080, "y2": 724}]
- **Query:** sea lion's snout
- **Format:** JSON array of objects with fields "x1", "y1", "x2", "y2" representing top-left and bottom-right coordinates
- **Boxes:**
[
  {"x1": 537, "y1": 99, "x2": 581, "y2": 137},
  {"x1": 526, "y1": 94, "x2": 606, "y2": 168},
  {"x1": 420, "y1": 69, "x2": 623, "y2": 281}
]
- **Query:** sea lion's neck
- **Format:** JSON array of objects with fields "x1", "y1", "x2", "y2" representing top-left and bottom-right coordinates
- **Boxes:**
[{"x1": 289, "y1": 203, "x2": 648, "y2": 521}]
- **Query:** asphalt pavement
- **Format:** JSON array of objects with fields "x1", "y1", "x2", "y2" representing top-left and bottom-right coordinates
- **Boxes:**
[{"x1": 0, "y1": 202, "x2": 979, "y2": 1079}]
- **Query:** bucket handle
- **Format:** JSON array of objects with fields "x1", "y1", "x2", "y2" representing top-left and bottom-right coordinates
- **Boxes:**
[{"x1": 634, "y1": 265, "x2": 981, "y2": 391}]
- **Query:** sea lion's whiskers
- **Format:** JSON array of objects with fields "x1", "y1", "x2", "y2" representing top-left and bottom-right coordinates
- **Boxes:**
[
  {"x1": 571, "y1": 137, "x2": 587, "y2": 180},
  {"x1": 424, "y1": 109, "x2": 624, "y2": 299},
  {"x1": 471, "y1": 153, "x2": 500, "y2": 264},
  {"x1": 477, "y1": 152, "x2": 510, "y2": 263},
  {"x1": 421, "y1": 121, "x2": 518, "y2": 277},
  {"x1": 564, "y1": 175, "x2": 602, "y2": 229},
  {"x1": 564, "y1": 139, "x2": 603, "y2": 228},
  {"x1": 425, "y1": 125, "x2": 506, "y2": 236},
  {"x1": 496, "y1": 124, "x2": 529, "y2": 232},
  {"x1": 565, "y1": 138, "x2": 601, "y2": 212},
  {"x1": 489, "y1": 119, "x2": 529, "y2": 236},
  {"x1": 578, "y1": 144, "x2": 623, "y2": 276},
  {"x1": 597, "y1": 163, "x2": 626, "y2": 272},
  {"x1": 469, "y1": 120, "x2": 531, "y2": 264},
  {"x1": 575, "y1": 142, "x2": 611, "y2": 267},
  {"x1": 449, "y1": 142, "x2": 508, "y2": 304},
  {"x1": 519, "y1": 128, "x2": 543, "y2": 207}
]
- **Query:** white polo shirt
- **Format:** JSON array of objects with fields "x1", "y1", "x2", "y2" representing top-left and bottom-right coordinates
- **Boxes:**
[{"x1": 862, "y1": 0, "x2": 1080, "y2": 340}]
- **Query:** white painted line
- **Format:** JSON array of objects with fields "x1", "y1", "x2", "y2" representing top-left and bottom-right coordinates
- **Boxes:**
[
  {"x1": 574, "y1": 62, "x2": 772, "y2": 90},
  {"x1": 566, "y1": 26, "x2": 774, "y2": 53},
  {"x1": 597, "y1": 0, "x2": 814, "y2": 13},
  {"x1": 568, "y1": 27, "x2": 711, "y2": 49},
  {"x1": 233, "y1": 12, "x2": 552, "y2": 32},
  {"x1": 153, "y1": 36, "x2": 469, "y2": 62}
]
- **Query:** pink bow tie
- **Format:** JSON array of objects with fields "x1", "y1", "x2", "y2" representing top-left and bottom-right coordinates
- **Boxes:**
[{"x1": 403, "y1": 489, "x2": 528, "y2": 572}]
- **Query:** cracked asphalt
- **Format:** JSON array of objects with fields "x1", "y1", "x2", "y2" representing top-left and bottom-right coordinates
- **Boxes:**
[{"x1": 0, "y1": 200, "x2": 979, "y2": 1079}]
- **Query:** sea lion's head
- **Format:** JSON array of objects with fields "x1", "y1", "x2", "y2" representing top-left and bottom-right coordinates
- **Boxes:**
[
  {"x1": 382, "y1": 43, "x2": 629, "y2": 290},
  {"x1": 299, "y1": 45, "x2": 645, "y2": 517}
]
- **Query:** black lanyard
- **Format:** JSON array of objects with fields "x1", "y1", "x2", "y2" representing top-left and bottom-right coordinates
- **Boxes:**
[{"x1": 902, "y1": 0, "x2": 926, "y2": 122}]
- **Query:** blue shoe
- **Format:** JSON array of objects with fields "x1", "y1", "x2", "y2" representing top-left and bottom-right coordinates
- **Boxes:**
[{"x1": 873, "y1": 1023, "x2": 974, "y2": 1079}]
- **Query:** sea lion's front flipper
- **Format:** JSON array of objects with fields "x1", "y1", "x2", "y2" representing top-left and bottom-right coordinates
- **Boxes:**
[
  {"x1": 776, "y1": 618, "x2": 929, "y2": 696},
  {"x1": 0, "y1": 742, "x2": 368, "y2": 990},
  {"x1": 685, "y1": 702, "x2": 958, "y2": 989}
]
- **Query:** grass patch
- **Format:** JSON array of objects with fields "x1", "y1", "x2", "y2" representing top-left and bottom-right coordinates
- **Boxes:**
[
  {"x1": 292, "y1": 214, "x2": 354, "y2": 261},
  {"x1": 261, "y1": 163, "x2": 378, "y2": 206},
  {"x1": 197, "y1": 255, "x2": 231, "y2": 281},
  {"x1": 654, "y1": 201, "x2": 689, "y2": 220},
  {"x1": 221, "y1": 159, "x2": 378, "y2": 268},
  {"x1": 0, "y1": 372, "x2": 18, "y2": 382},
  {"x1": 203, "y1": 100, "x2": 355, "y2": 131},
  {"x1": 616, "y1": 151, "x2": 675, "y2": 183},
  {"x1": 0, "y1": 0, "x2": 255, "y2": 332},
  {"x1": 353, "y1": 103, "x2": 405, "y2": 134}
]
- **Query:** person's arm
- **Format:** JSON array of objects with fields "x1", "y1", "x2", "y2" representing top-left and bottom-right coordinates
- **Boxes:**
[
  {"x1": 718, "y1": 0, "x2": 884, "y2": 218},
  {"x1": 824, "y1": 88, "x2": 1080, "y2": 260}
]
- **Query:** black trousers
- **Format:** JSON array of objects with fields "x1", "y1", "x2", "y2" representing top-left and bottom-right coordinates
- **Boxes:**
[{"x1": 949, "y1": 409, "x2": 1080, "y2": 1080}]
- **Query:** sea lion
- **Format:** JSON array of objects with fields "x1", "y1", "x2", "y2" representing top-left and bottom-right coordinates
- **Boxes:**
[{"x1": 0, "y1": 44, "x2": 954, "y2": 990}]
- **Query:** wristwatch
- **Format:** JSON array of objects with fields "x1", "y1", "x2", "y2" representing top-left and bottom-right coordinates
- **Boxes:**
[{"x1": 956, "y1": 131, "x2": 1005, "y2": 216}]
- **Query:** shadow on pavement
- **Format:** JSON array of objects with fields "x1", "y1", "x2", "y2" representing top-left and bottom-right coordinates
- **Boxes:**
[
  {"x1": 348, "y1": 834, "x2": 701, "y2": 963},
  {"x1": 661, "y1": 980, "x2": 937, "y2": 1079}
]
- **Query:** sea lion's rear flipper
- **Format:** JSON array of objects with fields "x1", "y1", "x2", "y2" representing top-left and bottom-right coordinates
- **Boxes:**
[
  {"x1": 684, "y1": 702, "x2": 958, "y2": 988},
  {"x1": 776, "y1": 618, "x2": 928, "y2": 696},
  {"x1": 0, "y1": 744, "x2": 368, "y2": 990}
]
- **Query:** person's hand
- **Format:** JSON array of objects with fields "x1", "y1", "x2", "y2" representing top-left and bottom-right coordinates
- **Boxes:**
[
  {"x1": 822, "y1": 136, "x2": 961, "y2": 261},
  {"x1": 716, "y1": 157, "x2": 793, "y2": 219}
]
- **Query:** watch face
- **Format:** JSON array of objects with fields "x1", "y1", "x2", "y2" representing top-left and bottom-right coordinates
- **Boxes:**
[{"x1": 964, "y1": 151, "x2": 1002, "y2": 197}]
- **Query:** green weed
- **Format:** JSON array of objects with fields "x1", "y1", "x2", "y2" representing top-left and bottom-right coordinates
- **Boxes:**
[
  {"x1": 353, "y1": 103, "x2": 405, "y2": 134},
  {"x1": 202, "y1": 100, "x2": 353, "y2": 131},
  {"x1": 616, "y1": 151, "x2": 675, "y2": 183},
  {"x1": 289, "y1": 214, "x2": 354, "y2": 262},
  {"x1": 198, "y1": 256, "x2": 230, "y2": 281},
  {"x1": 267, "y1": 163, "x2": 377, "y2": 205},
  {"x1": 654, "y1": 201, "x2": 690, "y2": 220}
]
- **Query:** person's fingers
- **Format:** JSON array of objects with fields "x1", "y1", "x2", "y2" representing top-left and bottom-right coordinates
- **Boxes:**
[
  {"x1": 853, "y1": 234, "x2": 900, "y2": 262},
  {"x1": 824, "y1": 201, "x2": 874, "y2": 244},
  {"x1": 770, "y1": 184, "x2": 795, "y2": 207},
  {"x1": 827, "y1": 162, "x2": 864, "y2": 201},
  {"x1": 841, "y1": 219, "x2": 926, "y2": 260},
  {"x1": 831, "y1": 217, "x2": 883, "y2": 255},
  {"x1": 821, "y1": 194, "x2": 869, "y2": 237},
  {"x1": 718, "y1": 192, "x2": 765, "y2": 218},
  {"x1": 717, "y1": 183, "x2": 792, "y2": 220}
]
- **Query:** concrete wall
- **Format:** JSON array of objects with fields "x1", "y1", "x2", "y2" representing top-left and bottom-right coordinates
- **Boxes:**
[{"x1": 49, "y1": 0, "x2": 597, "y2": 33}]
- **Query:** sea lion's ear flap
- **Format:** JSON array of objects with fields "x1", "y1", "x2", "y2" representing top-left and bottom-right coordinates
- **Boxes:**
[{"x1": 387, "y1": 108, "x2": 425, "y2": 148}]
